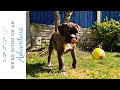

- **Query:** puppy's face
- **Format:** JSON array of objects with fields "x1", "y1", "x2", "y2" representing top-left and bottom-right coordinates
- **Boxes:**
[{"x1": 58, "y1": 22, "x2": 80, "y2": 43}]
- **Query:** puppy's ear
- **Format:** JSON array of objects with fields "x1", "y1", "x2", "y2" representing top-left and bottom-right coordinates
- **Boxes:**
[
  {"x1": 74, "y1": 23, "x2": 80, "y2": 40},
  {"x1": 75, "y1": 23, "x2": 81, "y2": 31},
  {"x1": 58, "y1": 23, "x2": 67, "y2": 36}
]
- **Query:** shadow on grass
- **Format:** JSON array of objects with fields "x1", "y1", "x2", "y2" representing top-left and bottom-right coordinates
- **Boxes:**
[
  {"x1": 114, "y1": 54, "x2": 120, "y2": 57},
  {"x1": 26, "y1": 62, "x2": 53, "y2": 77}
]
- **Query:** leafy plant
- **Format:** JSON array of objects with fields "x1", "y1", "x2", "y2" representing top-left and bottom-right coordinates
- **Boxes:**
[{"x1": 90, "y1": 17, "x2": 120, "y2": 52}]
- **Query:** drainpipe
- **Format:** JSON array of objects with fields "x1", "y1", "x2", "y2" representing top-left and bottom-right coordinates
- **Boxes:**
[{"x1": 97, "y1": 11, "x2": 101, "y2": 22}]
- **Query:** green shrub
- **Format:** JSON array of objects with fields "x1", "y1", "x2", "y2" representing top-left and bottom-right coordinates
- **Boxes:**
[{"x1": 90, "y1": 17, "x2": 120, "y2": 52}]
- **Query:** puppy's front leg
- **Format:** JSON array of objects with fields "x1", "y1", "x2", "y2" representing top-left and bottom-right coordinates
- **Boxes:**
[
  {"x1": 57, "y1": 52, "x2": 66, "y2": 73},
  {"x1": 71, "y1": 48, "x2": 77, "y2": 69}
]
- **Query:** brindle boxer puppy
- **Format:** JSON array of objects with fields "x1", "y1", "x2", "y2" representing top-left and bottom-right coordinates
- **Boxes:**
[{"x1": 48, "y1": 22, "x2": 80, "y2": 74}]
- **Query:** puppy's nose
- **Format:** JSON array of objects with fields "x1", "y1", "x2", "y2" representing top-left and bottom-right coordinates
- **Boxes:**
[{"x1": 70, "y1": 34, "x2": 76, "y2": 38}]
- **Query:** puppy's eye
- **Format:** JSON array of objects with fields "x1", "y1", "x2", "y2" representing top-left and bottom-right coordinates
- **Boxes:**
[
  {"x1": 67, "y1": 28, "x2": 71, "y2": 31},
  {"x1": 68, "y1": 28, "x2": 71, "y2": 30}
]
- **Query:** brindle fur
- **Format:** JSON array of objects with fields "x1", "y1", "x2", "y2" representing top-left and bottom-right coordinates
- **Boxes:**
[{"x1": 48, "y1": 22, "x2": 80, "y2": 73}]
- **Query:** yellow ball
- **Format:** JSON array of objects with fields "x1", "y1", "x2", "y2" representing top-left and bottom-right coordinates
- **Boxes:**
[{"x1": 92, "y1": 48, "x2": 105, "y2": 60}]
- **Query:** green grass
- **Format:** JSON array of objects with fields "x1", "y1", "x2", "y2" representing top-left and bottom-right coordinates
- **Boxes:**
[{"x1": 26, "y1": 48, "x2": 120, "y2": 79}]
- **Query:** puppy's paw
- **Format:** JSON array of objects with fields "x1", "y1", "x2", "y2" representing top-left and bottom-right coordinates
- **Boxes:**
[
  {"x1": 48, "y1": 63, "x2": 53, "y2": 68},
  {"x1": 72, "y1": 64, "x2": 77, "y2": 69},
  {"x1": 59, "y1": 70, "x2": 66, "y2": 74}
]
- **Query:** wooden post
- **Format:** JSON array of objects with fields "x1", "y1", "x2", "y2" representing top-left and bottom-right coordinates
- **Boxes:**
[
  {"x1": 26, "y1": 11, "x2": 32, "y2": 50},
  {"x1": 97, "y1": 11, "x2": 101, "y2": 22}
]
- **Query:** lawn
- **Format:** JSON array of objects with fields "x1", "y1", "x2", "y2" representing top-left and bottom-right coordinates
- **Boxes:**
[{"x1": 26, "y1": 48, "x2": 120, "y2": 79}]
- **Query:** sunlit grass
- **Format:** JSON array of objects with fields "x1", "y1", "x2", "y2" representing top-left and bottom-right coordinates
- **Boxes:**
[{"x1": 26, "y1": 48, "x2": 120, "y2": 79}]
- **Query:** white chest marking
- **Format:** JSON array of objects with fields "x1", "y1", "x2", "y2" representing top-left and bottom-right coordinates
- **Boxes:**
[{"x1": 64, "y1": 43, "x2": 74, "y2": 52}]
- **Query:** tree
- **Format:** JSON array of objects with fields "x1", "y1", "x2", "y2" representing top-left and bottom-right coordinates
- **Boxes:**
[
  {"x1": 53, "y1": 11, "x2": 73, "y2": 32},
  {"x1": 63, "y1": 11, "x2": 73, "y2": 23},
  {"x1": 54, "y1": 11, "x2": 60, "y2": 32}
]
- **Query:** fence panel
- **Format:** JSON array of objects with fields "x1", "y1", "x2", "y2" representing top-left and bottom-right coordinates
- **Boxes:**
[
  {"x1": 30, "y1": 11, "x2": 97, "y2": 28},
  {"x1": 101, "y1": 11, "x2": 120, "y2": 21}
]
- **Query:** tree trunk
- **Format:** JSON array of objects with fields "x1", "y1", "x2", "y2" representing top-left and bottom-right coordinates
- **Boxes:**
[
  {"x1": 53, "y1": 11, "x2": 73, "y2": 32},
  {"x1": 53, "y1": 11, "x2": 60, "y2": 32},
  {"x1": 63, "y1": 11, "x2": 73, "y2": 23}
]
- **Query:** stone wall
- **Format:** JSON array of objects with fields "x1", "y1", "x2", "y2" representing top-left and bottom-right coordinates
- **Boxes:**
[
  {"x1": 29, "y1": 24, "x2": 99, "y2": 51},
  {"x1": 77, "y1": 28, "x2": 99, "y2": 51}
]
